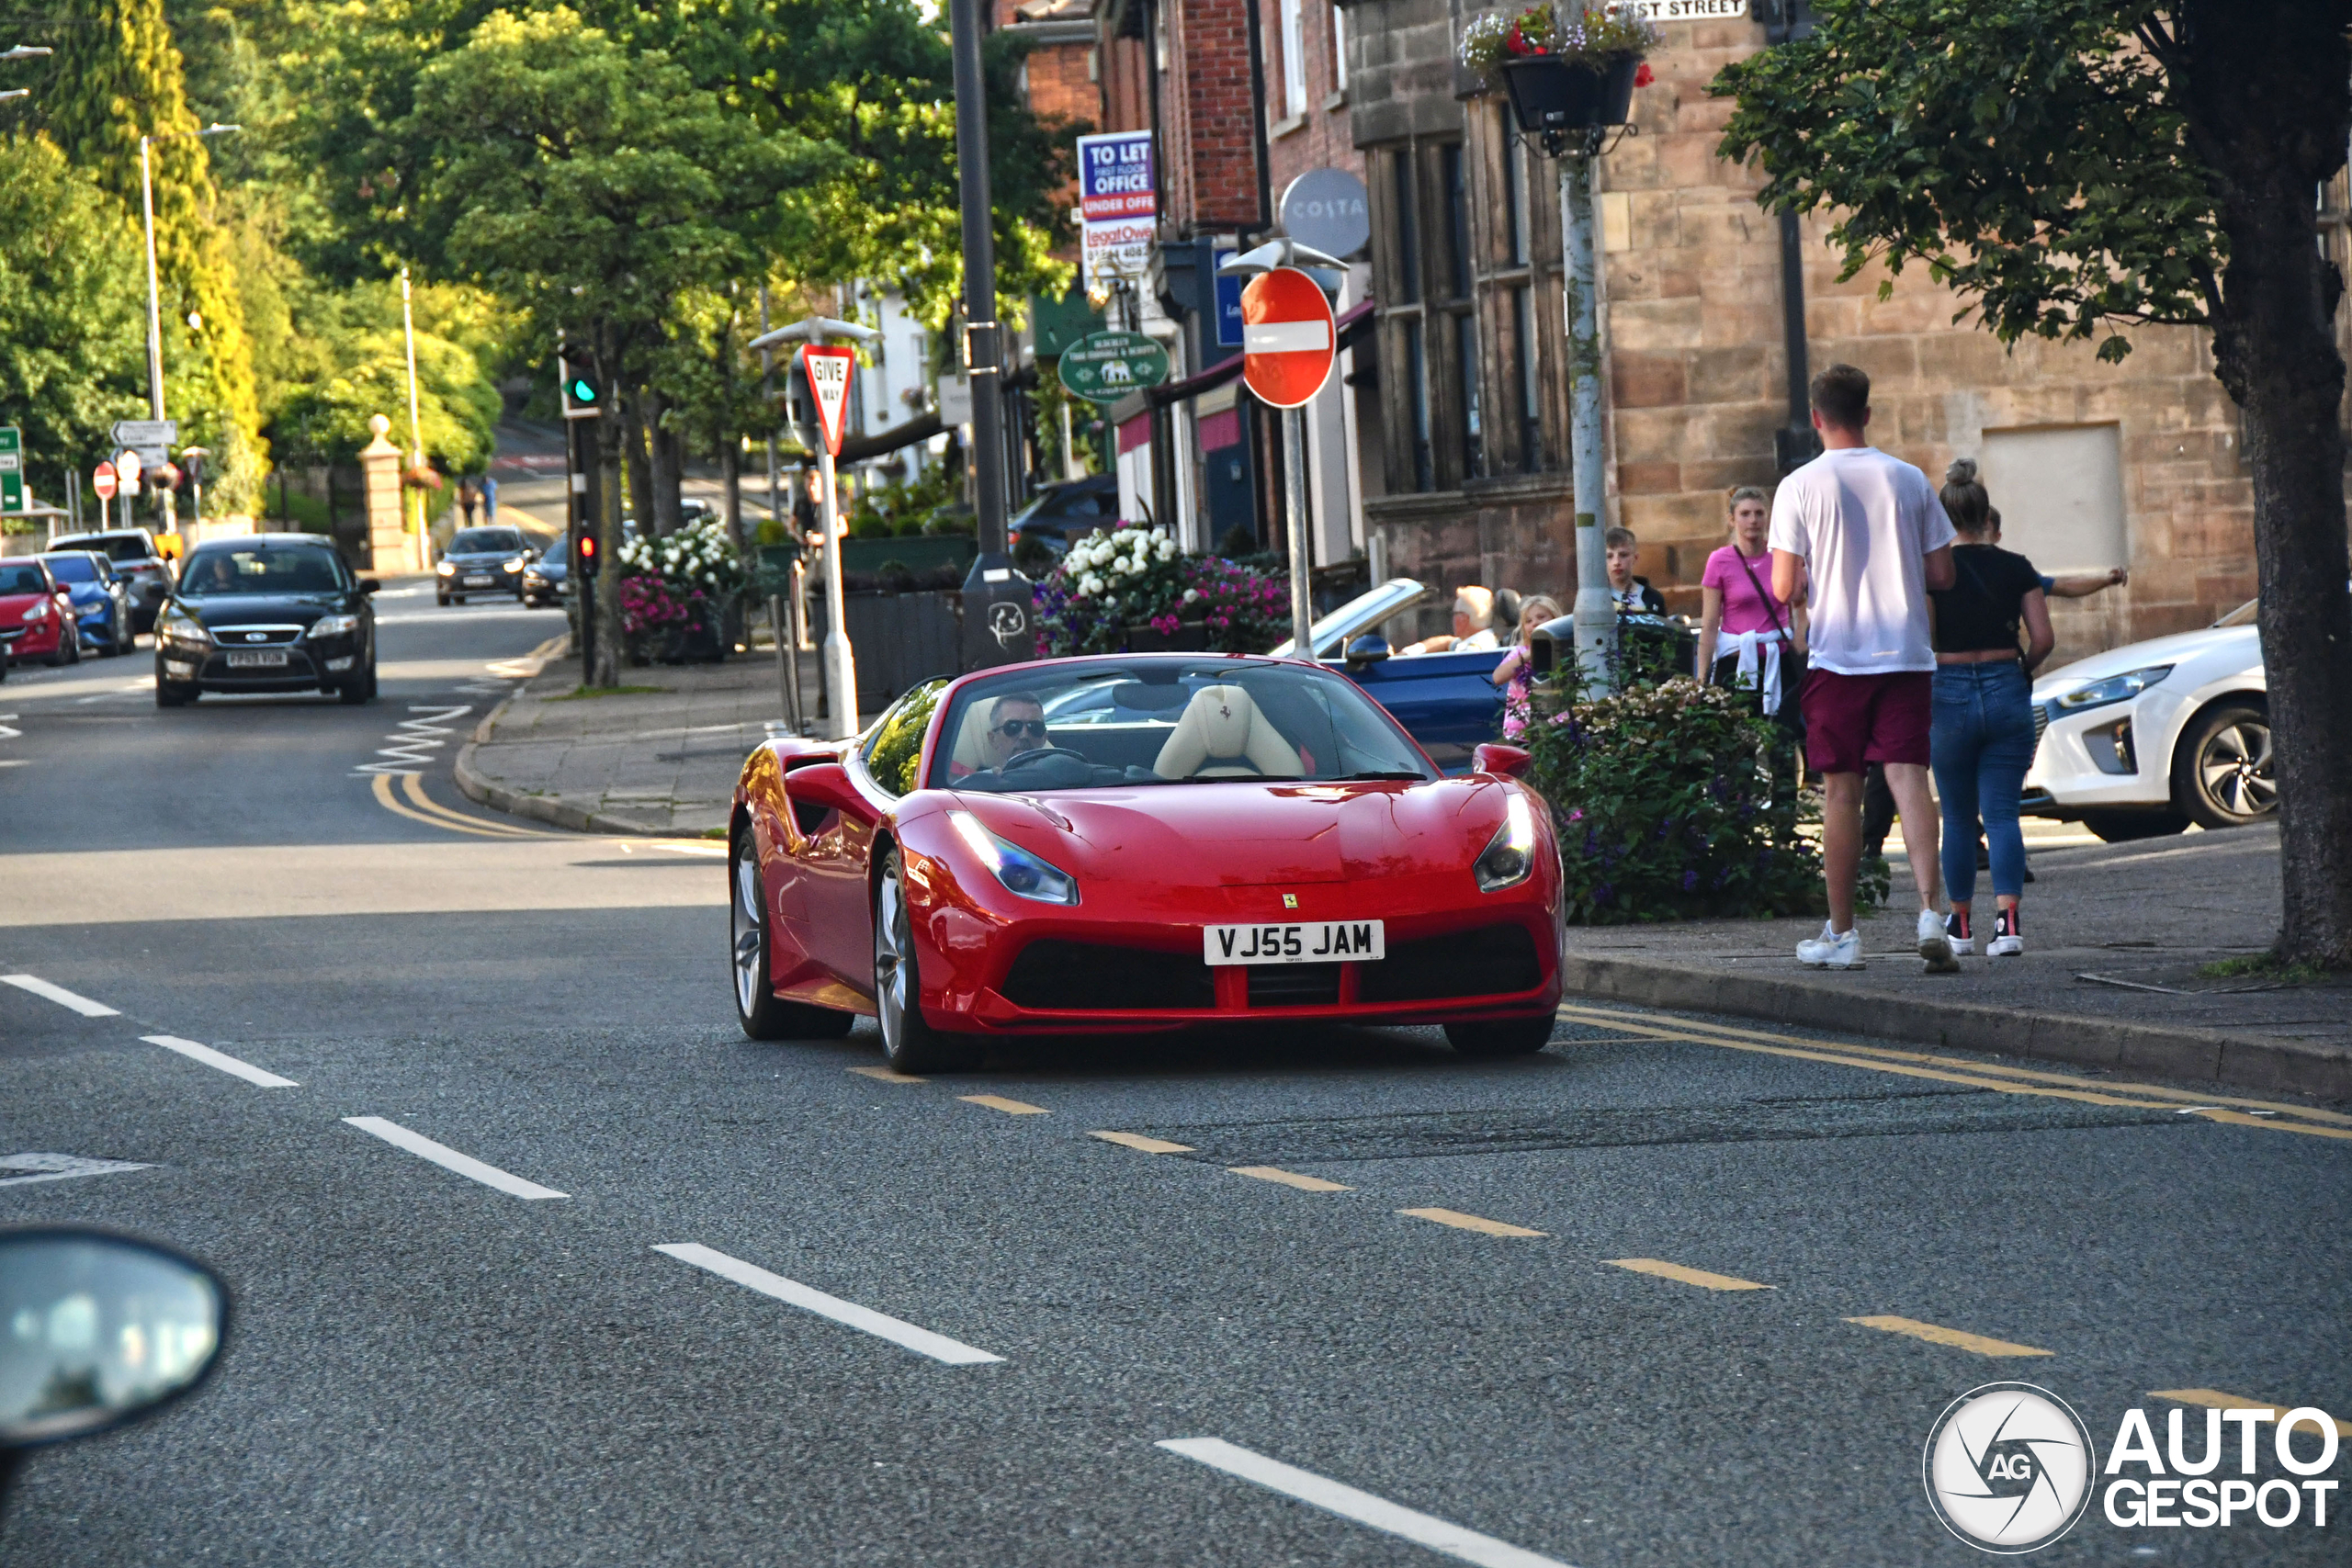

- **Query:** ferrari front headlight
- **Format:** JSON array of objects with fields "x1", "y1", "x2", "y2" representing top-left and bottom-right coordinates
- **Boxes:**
[
  {"x1": 1474, "y1": 792, "x2": 1539, "y2": 893},
  {"x1": 947, "y1": 810, "x2": 1079, "y2": 906}
]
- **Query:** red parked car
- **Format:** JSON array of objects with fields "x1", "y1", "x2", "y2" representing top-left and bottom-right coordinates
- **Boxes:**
[
  {"x1": 0, "y1": 558, "x2": 78, "y2": 671},
  {"x1": 729, "y1": 653, "x2": 1565, "y2": 1071}
]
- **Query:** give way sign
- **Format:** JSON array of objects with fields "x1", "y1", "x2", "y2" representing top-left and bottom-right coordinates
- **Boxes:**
[
  {"x1": 1239, "y1": 266, "x2": 1336, "y2": 409},
  {"x1": 802, "y1": 345, "x2": 855, "y2": 457}
]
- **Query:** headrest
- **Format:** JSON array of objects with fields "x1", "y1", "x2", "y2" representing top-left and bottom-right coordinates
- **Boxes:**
[{"x1": 1152, "y1": 684, "x2": 1305, "y2": 779}]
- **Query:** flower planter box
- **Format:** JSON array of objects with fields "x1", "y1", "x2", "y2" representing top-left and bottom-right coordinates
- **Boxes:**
[
  {"x1": 840, "y1": 536, "x2": 978, "y2": 578},
  {"x1": 1499, "y1": 54, "x2": 1638, "y2": 135},
  {"x1": 1124, "y1": 620, "x2": 1212, "y2": 653}
]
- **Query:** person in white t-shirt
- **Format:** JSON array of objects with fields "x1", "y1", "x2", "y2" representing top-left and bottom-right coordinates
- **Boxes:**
[{"x1": 1769, "y1": 364, "x2": 1959, "y2": 973}]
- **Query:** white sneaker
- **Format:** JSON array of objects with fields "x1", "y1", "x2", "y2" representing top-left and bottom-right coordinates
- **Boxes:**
[
  {"x1": 1797, "y1": 922, "x2": 1863, "y2": 969},
  {"x1": 1945, "y1": 913, "x2": 1974, "y2": 957},
  {"x1": 1987, "y1": 931, "x2": 2024, "y2": 958},
  {"x1": 1917, "y1": 908, "x2": 1959, "y2": 972}
]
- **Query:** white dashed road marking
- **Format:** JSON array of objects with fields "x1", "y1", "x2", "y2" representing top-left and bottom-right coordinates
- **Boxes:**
[
  {"x1": 2, "y1": 974, "x2": 122, "y2": 1017},
  {"x1": 143, "y1": 1034, "x2": 300, "y2": 1089},
  {"x1": 0, "y1": 1153, "x2": 153, "y2": 1188},
  {"x1": 1157, "y1": 1438, "x2": 1574, "y2": 1568},
  {"x1": 654, "y1": 1243, "x2": 1006, "y2": 1367},
  {"x1": 342, "y1": 1116, "x2": 568, "y2": 1199}
]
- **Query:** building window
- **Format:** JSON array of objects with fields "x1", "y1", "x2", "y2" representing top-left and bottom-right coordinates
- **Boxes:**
[
  {"x1": 1392, "y1": 152, "x2": 1421, "y2": 304},
  {"x1": 1512, "y1": 285, "x2": 1542, "y2": 472},
  {"x1": 1281, "y1": 0, "x2": 1308, "y2": 118},
  {"x1": 1331, "y1": 3, "x2": 1348, "y2": 90},
  {"x1": 1405, "y1": 320, "x2": 1432, "y2": 492},
  {"x1": 1456, "y1": 312, "x2": 1484, "y2": 479},
  {"x1": 1503, "y1": 109, "x2": 1531, "y2": 267}
]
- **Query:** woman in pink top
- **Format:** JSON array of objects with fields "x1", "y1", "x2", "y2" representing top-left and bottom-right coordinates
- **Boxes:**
[{"x1": 1694, "y1": 485, "x2": 1807, "y2": 718}]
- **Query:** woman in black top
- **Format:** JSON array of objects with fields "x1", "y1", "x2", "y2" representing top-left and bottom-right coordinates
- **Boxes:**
[{"x1": 1929, "y1": 459, "x2": 2055, "y2": 958}]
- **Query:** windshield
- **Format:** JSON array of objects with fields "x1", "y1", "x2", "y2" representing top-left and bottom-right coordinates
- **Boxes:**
[
  {"x1": 53, "y1": 534, "x2": 153, "y2": 564},
  {"x1": 0, "y1": 565, "x2": 49, "y2": 595},
  {"x1": 41, "y1": 556, "x2": 99, "y2": 584},
  {"x1": 2214, "y1": 598, "x2": 2258, "y2": 628},
  {"x1": 931, "y1": 659, "x2": 1434, "y2": 793},
  {"x1": 1270, "y1": 578, "x2": 1430, "y2": 660},
  {"x1": 180, "y1": 547, "x2": 345, "y2": 596},
  {"x1": 451, "y1": 528, "x2": 525, "y2": 554}
]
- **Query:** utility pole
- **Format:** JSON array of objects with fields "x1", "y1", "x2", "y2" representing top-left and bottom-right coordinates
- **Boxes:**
[
  {"x1": 401, "y1": 267, "x2": 429, "y2": 571},
  {"x1": 1557, "y1": 135, "x2": 1616, "y2": 694},
  {"x1": 949, "y1": 0, "x2": 1036, "y2": 670},
  {"x1": 136, "y1": 122, "x2": 239, "y2": 544}
]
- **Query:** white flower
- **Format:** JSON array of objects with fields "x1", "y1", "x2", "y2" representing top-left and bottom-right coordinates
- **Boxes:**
[
  {"x1": 1080, "y1": 573, "x2": 1102, "y2": 595},
  {"x1": 1101, "y1": 594, "x2": 1117, "y2": 609},
  {"x1": 1182, "y1": 587, "x2": 1201, "y2": 604}
]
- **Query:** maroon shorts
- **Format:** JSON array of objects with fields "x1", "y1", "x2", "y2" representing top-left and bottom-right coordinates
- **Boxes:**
[{"x1": 1801, "y1": 669, "x2": 1931, "y2": 775}]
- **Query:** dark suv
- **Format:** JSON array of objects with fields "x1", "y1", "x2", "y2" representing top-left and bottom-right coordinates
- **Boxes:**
[
  {"x1": 155, "y1": 536, "x2": 379, "y2": 706},
  {"x1": 436, "y1": 525, "x2": 532, "y2": 604},
  {"x1": 46, "y1": 528, "x2": 176, "y2": 633}
]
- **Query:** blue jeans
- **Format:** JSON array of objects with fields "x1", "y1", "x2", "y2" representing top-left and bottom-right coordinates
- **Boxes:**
[{"x1": 1931, "y1": 660, "x2": 2036, "y2": 904}]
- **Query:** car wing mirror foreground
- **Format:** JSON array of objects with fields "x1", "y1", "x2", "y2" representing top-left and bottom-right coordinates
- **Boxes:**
[
  {"x1": 783, "y1": 761, "x2": 876, "y2": 831},
  {"x1": 0, "y1": 1227, "x2": 227, "y2": 1506},
  {"x1": 358, "y1": 581, "x2": 381, "y2": 594},
  {"x1": 1472, "y1": 743, "x2": 1532, "y2": 780},
  {"x1": 1342, "y1": 633, "x2": 1391, "y2": 670}
]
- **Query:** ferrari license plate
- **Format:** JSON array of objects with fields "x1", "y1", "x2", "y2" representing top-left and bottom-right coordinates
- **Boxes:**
[
  {"x1": 463, "y1": 574, "x2": 493, "y2": 587},
  {"x1": 1203, "y1": 920, "x2": 1385, "y2": 965},
  {"x1": 225, "y1": 649, "x2": 287, "y2": 669}
]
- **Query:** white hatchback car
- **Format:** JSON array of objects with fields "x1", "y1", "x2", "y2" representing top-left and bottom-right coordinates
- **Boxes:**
[{"x1": 2024, "y1": 598, "x2": 2271, "y2": 841}]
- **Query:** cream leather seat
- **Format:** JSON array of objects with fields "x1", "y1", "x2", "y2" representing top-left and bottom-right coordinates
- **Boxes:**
[{"x1": 1152, "y1": 684, "x2": 1304, "y2": 778}]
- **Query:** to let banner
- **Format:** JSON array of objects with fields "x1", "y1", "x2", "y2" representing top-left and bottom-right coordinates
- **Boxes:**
[{"x1": 1078, "y1": 131, "x2": 1156, "y2": 293}]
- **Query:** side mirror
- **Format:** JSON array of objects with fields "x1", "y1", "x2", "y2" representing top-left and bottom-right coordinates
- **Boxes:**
[
  {"x1": 1342, "y1": 633, "x2": 1391, "y2": 670},
  {"x1": 357, "y1": 580, "x2": 381, "y2": 595},
  {"x1": 782, "y1": 761, "x2": 874, "y2": 835},
  {"x1": 0, "y1": 1228, "x2": 225, "y2": 1451},
  {"x1": 1473, "y1": 743, "x2": 1532, "y2": 780}
]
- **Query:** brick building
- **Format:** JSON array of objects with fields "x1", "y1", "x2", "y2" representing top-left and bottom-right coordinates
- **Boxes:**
[{"x1": 1338, "y1": 6, "x2": 2323, "y2": 660}]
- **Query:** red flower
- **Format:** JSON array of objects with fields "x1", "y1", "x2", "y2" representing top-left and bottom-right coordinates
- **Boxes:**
[
  {"x1": 1634, "y1": 62, "x2": 1655, "y2": 87},
  {"x1": 1506, "y1": 23, "x2": 1530, "y2": 54}
]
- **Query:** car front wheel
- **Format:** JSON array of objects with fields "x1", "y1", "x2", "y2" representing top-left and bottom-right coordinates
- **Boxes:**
[
  {"x1": 2176, "y1": 704, "x2": 2276, "y2": 829},
  {"x1": 732, "y1": 830, "x2": 854, "y2": 1042},
  {"x1": 873, "y1": 847, "x2": 980, "y2": 1072}
]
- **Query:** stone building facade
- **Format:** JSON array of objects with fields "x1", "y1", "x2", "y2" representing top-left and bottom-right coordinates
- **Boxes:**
[{"x1": 1340, "y1": 6, "x2": 2306, "y2": 661}]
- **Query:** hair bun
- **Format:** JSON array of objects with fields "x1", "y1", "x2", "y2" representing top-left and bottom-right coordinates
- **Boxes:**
[{"x1": 1945, "y1": 457, "x2": 1980, "y2": 486}]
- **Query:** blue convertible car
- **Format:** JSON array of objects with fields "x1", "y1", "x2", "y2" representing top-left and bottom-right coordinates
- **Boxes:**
[{"x1": 1271, "y1": 580, "x2": 1509, "y2": 771}]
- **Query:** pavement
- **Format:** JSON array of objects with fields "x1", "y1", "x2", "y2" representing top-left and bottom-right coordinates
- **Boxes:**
[
  {"x1": 3, "y1": 594, "x2": 2347, "y2": 1566},
  {"x1": 455, "y1": 635, "x2": 821, "y2": 836}
]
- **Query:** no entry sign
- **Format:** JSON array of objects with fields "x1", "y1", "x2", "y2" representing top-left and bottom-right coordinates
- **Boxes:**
[
  {"x1": 1239, "y1": 267, "x2": 1336, "y2": 409},
  {"x1": 93, "y1": 461, "x2": 118, "y2": 501},
  {"x1": 801, "y1": 345, "x2": 855, "y2": 457}
]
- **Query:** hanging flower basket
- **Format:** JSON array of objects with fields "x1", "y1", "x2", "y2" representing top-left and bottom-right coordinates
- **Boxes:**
[{"x1": 1498, "y1": 53, "x2": 1641, "y2": 134}]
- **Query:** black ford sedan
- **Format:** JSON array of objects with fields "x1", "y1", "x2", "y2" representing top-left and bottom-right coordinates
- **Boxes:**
[{"x1": 155, "y1": 536, "x2": 379, "y2": 707}]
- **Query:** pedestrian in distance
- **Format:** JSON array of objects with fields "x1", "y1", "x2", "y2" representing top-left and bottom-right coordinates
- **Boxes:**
[
  {"x1": 1769, "y1": 363, "x2": 1960, "y2": 973},
  {"x1": 1489, "y1": 593, "x2": 1563, "y2": 740},
  {"x1": 1604, "y1": 527, "x2": 1666, "y2": 614},
  {"x1": 1930, "y1": 461, "x2": 2054, "y2": 957},
  {"x1": 481, "y1": 473, "x2": 498, "y2": 523},
  {"x1": 458, "y1": 479, "x2": 479, "y2": 528},
  {"x1": 1695, "y1": 485, "x2": 1807, "y2": 723}
]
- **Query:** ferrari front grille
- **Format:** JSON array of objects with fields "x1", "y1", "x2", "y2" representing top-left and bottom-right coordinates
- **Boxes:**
[
  {"x1": 1000, "y1": 940, "x2": 1215, "y2": 1011},
  {"x1": 1358, "y1": 924, "x2": 1543, "y2": 1003},
  {"x1": 1247, "y1": 963, "x2": 1343, "y2": 1008}
]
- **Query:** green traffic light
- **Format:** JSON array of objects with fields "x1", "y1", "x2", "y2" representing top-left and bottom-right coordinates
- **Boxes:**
[{"x1": 567, "y1": 376, "x2": 599, "y2": 405}]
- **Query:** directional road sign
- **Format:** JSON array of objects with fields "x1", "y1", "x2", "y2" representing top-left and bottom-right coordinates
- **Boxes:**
[
  {"x1": 0, "y1": 426, "x2": 19, "y2": 513},
  {"x1": 802, "y1": 345, "x2": 854, "y2": 457},
  {"x1": 110, "y1": 418, "x2": 177, "y2": 454},
  {"x1": 1058, "y1": 331, "x2": 1170, "y2": 404},
  {"x1": 1239, "y1": 267, "x2": 1337, "y2": 409}
]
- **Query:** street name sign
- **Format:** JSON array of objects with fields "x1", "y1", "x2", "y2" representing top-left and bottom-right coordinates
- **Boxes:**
[
  {"x1": 1240, "y1": 268, "x2": 1337, "y2": 409},
  {"x1": 110, "y1": 418, "x2": 177, "y2": 464},
  {"x1": 1059, "y1": 331, "x2": 1171, "y2": 404},
  {"x1": 802, "y1": 345, "x2": 855, "y2": 457}
]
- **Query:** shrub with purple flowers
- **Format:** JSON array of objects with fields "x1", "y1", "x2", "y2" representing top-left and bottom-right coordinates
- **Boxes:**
[
  {"x1": 1033, "y1": 521, "x2": 1291, "y2": 655},
  {"x1": 1523, "y1": 675, "x2": 1883, "y2": 923}
]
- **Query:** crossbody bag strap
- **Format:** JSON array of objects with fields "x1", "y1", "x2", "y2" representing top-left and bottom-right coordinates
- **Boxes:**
[{"x1": 1728, "y1": 549, "x2": 1791, "y2": 642}]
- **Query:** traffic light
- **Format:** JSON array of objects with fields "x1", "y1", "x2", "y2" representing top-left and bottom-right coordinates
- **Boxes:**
[
  {"x1": 576, "y1": 531, "x2": 596, "y2": 571},
  {"x1": 560, "y1": 357, "x2": 605, "y2": 421}
]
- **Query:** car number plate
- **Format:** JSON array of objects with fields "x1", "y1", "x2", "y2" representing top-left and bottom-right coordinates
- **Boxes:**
[
  {"x1": 463, "y1": 574, "x2": 493, "y2": 587},
  {"x1": 225, "y1": 649, "x2": 287, "y2": 669},
  {"x1": 1203, "y1": 920, "x2": 1385, "y2": 965}
]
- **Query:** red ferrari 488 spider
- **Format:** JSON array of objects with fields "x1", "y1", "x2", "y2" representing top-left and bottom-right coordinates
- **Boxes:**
[{"x1": 729, "y1": 653, "x2": 1564, "y2": 1071}]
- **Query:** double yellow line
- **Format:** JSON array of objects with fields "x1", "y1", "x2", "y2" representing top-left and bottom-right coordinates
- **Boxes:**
[
  {"x1": 368, "y1": 773, "x2": 560, "y2": 840},
  {"x1": 1554, "y1": 1002, "x2": 2352, "y2": 1142}
]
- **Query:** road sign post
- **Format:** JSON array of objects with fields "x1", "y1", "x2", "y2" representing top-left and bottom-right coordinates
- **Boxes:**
[
  {"x1": 0, "y1": 427, "x2": 21, "y2": 516},
  {"x1": 803, "y1": 344, "x2": 861, "y2": 740},
  {"x1": 1237, "y1": 265, "x2": 1339, "y2": 656},
  {"x1": 94, "y1": 461, "x2": 117, "y2": 531}
]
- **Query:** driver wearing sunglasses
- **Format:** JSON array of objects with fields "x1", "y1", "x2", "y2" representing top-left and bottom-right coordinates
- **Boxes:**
[{"x1": 980, "y1": 693, "x2": 1051, "y2": 770}]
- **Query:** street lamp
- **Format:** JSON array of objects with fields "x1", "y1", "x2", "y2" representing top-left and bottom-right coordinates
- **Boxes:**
[
  {"x1": 137, "y1": 121, "x2": 239, "y2": 536},
  {"x1": 400, "y1": 266, "x2": 430, "y2": 571},
  {"x1": 747, "y1": 314, "x2": 879, "y2": 740},
  {"x1": 0, "y1": 45, "x2": 53, "y2": 61}
]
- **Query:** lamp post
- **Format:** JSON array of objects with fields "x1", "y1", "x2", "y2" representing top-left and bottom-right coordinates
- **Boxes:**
[
  {"x1": 137, "y1": 120, "x2": 240, "y2": 539},
  {"x1": 748, "y1": 315, "x2": 881, "y2": 740},
  {"x1": 401, "y1": 266, "x2": 430, "y2": 571}
]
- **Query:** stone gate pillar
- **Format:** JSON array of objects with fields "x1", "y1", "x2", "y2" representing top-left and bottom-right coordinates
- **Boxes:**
[{"x1": 360, "y1": 414, "x2": 413, "y2": 573}]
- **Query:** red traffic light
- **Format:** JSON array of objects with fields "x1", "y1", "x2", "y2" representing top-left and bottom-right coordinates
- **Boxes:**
[{"x1": 578, "y1": 535, "x2": 596, "y2": 560}]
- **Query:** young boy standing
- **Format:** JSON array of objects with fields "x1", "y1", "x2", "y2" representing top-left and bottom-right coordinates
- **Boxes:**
[{"x1": 1769, "y1": 364, "x2": 1959, "y2": 973}]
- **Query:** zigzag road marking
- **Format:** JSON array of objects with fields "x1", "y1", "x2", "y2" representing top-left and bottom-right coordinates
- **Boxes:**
[{"x1": 354, "y1": 704, "x2": 472, "y2": 776}]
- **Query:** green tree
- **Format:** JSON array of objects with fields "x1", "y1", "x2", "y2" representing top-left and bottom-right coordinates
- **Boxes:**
[
  {"x1": 0, "y1": 135, "x2": 151, "y2": 506},
  {"x1": 1714, "y1": 0, "x2": 2352, "y2": 968},
  {"x1": 269, "y1": 329, "x2": 497, "y2": 472},
  {"x1": 40, "y1": 0, "x2": 267, "y2": 514}
]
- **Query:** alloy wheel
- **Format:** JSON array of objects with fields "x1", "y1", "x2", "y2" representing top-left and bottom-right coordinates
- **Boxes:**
[
  {"x1": 874, "y1": 859, "x2": 909, "y2": 1055},
  {"x1": 2197, "y1": 718, "x2": 2275, "y2": 819},
  {"x1": 731, "y1": 837, "x2": 765, "y2": 1018}
]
